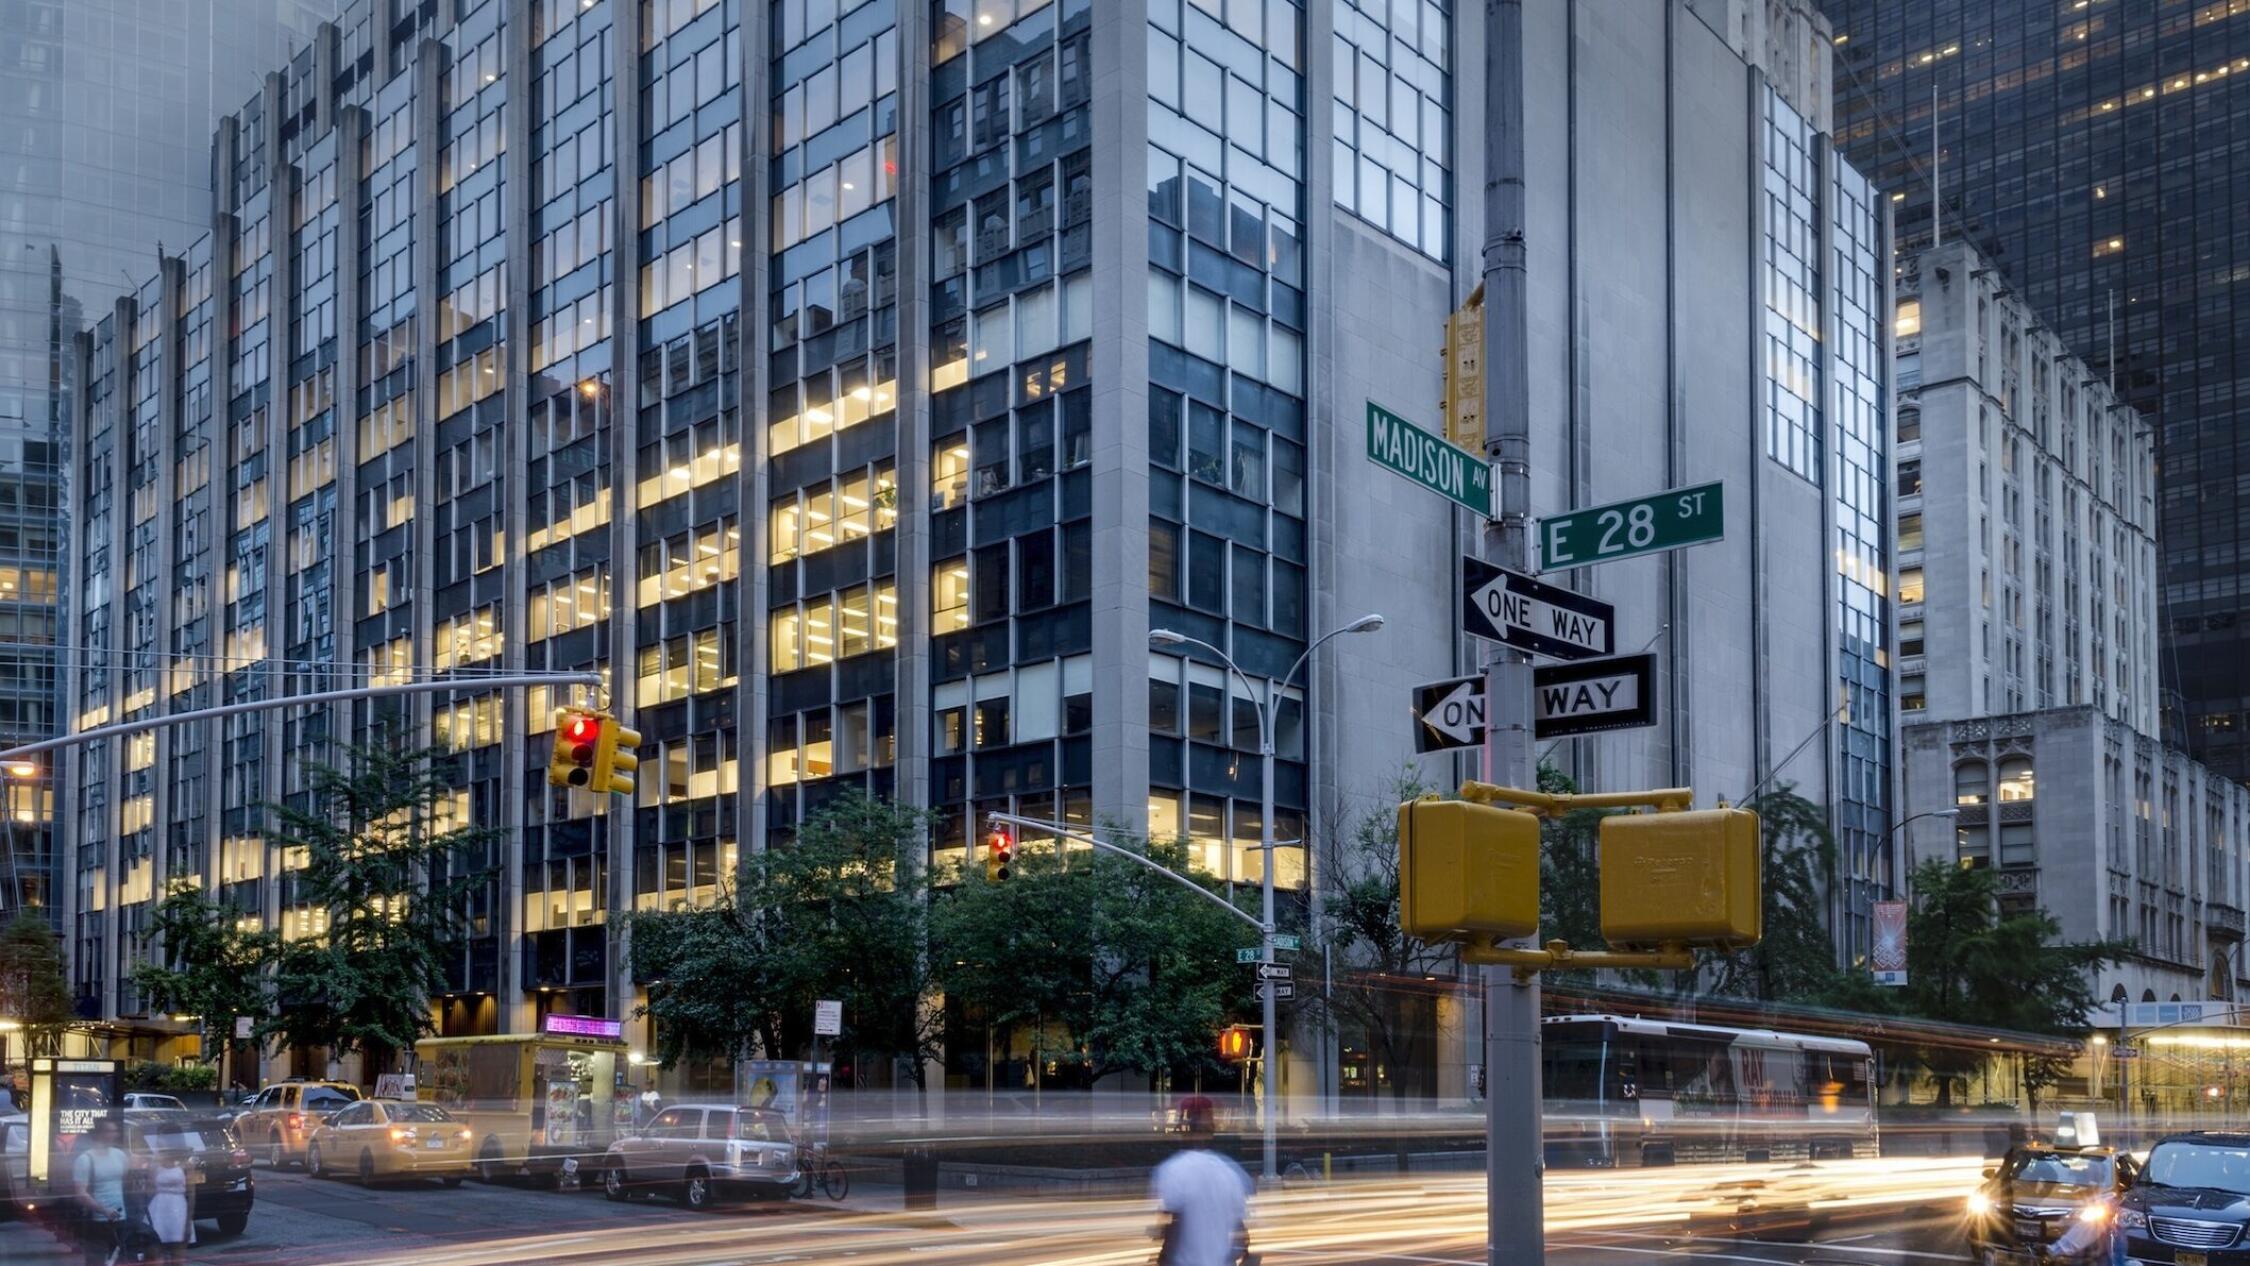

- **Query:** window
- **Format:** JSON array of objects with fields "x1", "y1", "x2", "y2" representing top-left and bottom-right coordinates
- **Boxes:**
[
  {"x1": 933, "y1": 559, "x2": 970, "y2": 633},
  {"x1": 1894, "y1": 298, "x2": 1921, "y2": 338},
  {"x1": 1997, "y1": 757, "x2": 2035, "y2": 802},
  {"x1": 1955, "y1": 762, "x2": 1990, "y2": 806},
  {"x1": 1898, "y1": 407, "x2": 1919, "y2": 442},
  {"x1": 1899, "y1": 619, "x2": 1924, "y2": 657},
  {"x1": 1998, "y1": 823, "x2": 2035, "y2": 868},
  {"x1": 1898, "y1": 567, "x2": 1923, "y2": 604},
  {"x1": 1898, "y1": 513, "x2": 1923, "y2": 552},
  {"x1": 1956, "y1": 825, "x2": 1990, "y2": 868},
  {"x1": 1901, "y1": 675, "x2": 1925, "y2": 711},
  {"x1": 1897, "y1": 460, "x2": 1921, "y2": 497}
]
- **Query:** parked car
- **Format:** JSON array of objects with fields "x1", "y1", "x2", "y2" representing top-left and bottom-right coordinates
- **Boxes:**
[
  {"x1": 121, "y1": 1110, "x2": 256, "y2": 1237},
  {"x1": 599, "y1": 1105, "x2": 798, "y2": 1210},
  {"x1": 234, "y1": 1080, "x2": 362, "y2": 1168},
  {"x1": 307, "y1": 1101, "x2": 471, "y2": 1186},
  {"x1": 122, "y1": 1093, "x2": 188, "y2": 1113},
  {"x1": 2118, "y1": 1131, "x2": 2250, "y2": 1265}
]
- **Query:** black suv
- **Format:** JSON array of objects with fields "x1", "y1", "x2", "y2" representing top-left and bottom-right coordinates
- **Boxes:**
[
  {"x1": 2118, "y1": 1131, "x2": 2250, "y2": 1265},
  {"x1": 1967, "y1": 1142, "x2": 2133, "y2": 1264},
  {"x1": 120, "y1": 1110, "x2": 257, "y2": 1237}
]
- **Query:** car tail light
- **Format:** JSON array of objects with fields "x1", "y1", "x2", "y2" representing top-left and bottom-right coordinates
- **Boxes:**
[{"x1": 230, "y1": 1150, "x2": 252, "y2": 1168}]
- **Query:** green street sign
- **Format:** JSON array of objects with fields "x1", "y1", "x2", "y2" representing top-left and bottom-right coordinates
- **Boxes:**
[
  {"x1": 1365, "y1": 401, "x2": 1493, "y2": 517},
  {"x1": 1269, "y1": 934, "x2": 1301, "y2": 951},
  {"x1": 1236, "y1": 948, "x2": 1261, "y2": 964},
  {"x1": 1538, "y1": 481, "x2": 1725, "y2": 571}
]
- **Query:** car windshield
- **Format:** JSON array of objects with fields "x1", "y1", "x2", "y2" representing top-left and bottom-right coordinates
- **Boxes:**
[
  {"x1": 2006, "y1": 1153, "x2": 2111, "y2": 1188},
  {"x1": 387, "y1": 1105, "x2": 451, "y2": 1124},
  {"x1": 133, "y1": 1127, "x2": 213, "y2": 1155},
  {"x1": 2145, "y1": 1141, "x2": 2250, "y2": 1195},
  {"x1": 305, "y1": 1088, "x2": 360, "y2": 1109}
]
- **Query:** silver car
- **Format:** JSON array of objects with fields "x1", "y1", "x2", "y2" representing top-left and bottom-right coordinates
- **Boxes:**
[{"x1": 599, "y1": 1105, "x2": 799, "y2": 1210}]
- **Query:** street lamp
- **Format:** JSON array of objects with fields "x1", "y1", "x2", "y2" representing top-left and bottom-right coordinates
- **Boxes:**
[{"x1": 1148, "y1": 612, "x2": 1384, "y2": 1182}]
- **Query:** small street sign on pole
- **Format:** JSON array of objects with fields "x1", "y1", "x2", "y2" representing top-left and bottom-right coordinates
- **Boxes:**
[
  {"x1": 1531, "y1": 654, "x2": 1656, "y2": 740},
  {"x1": 1255, "y1": 963, "x2": 1292, "y2": 982},
  {"x1": 1258, "y1": 982, "x2": 1295, "y2": 1001},
  {"x1": 813, "y1": 999, "x2": 842, "y2": 1037},
  {"x1": 1269, "y1": 934, "x2": 1301, "y2": 952},
  {"x1": 1366, "y1": 401, "x2": 1494, "y2": 517},
  {"x1": 1236, "y1": 948, "x2": 1261, "y2": 964},
  {"x1": 1413, "y1": 675, "x2": 1487, "y2": 754},
  {"x1": 1461, "y1": 557, "x2": 1615, "y2": 661},
  {"x1": 1538, "y1": 481, "x2": 1725, "y2": 571}
]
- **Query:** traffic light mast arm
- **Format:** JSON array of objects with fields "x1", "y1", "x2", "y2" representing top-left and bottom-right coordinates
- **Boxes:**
[
  {"x1": 1462, "y1": 938, "x2": 1695, "y2": 975},
  {"x1": 982, "y1": 811, "x2": 1269, "y2": 935},
  {"x1": 1456, "y1": 780, "x2": 1694, "y2": 816}
]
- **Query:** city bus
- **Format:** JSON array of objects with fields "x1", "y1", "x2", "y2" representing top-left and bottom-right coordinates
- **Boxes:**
[
  {"x1": 412, "y1": 1018, "x2": 630, "y2": 1184},
  {"x1": 1542, "y1": 1014, "x2": 1877, "y2": 1167}
]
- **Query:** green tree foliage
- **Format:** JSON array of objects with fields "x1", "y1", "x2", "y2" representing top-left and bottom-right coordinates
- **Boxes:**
[
  {"x1": 1309, "y1": 776, "x2": 1460, "y2": 1100},
  {"x1": 1848, "y1": 859, "x2": 2124, "y2": 1103},
  {"x1": 0, "y1": 910, "x2": 72, "y2": 1058},
  {"x1": 929, "y1": 829, "x2": 1251, "y2": 1083},
  {"x1": 265, "y1": 747, "x2": 497, "y2": 1060},
  {"x1": 1706, "y1": 786, "x2": 1844, "y2": 1002},
  {"x1": 627, "y1": 790, "x2": 942, "y2": 1083},
  {"x1": 132, "y1": 883, "x2": 278, "y2": 1065}
]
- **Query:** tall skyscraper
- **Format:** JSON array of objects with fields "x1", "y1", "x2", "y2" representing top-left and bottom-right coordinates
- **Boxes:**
[
  {"x1": 65, "y1": 0, "x2": 1889, "y2": 1089},
  {"x1": 0, "y1": 0, "x2": 338, "y2": 922},
  {"x1": 1821, "y1": 0, "x2": 2250, "y2": 774}
]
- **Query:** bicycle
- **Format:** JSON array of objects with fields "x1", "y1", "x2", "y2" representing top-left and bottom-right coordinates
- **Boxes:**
[{"x1": 790, "y1": 1141, "x2": 849, "y2": 1201}]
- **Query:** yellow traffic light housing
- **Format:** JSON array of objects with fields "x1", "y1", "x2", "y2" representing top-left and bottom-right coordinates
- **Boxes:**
[
  {"x1": 548, "y1": 709, "x2": 602, "y2": 789},
  {"x1": 1598, "y1": 807, "x2": 1763, "y2": 950},
  {"x1": 1397, "y1": 797, "x2": 1540, "y2": 942},
  {"x1": 983, "y1": 828, "x2": 1015, "y2": 882},
  {"x1": 593, "y1": 714, "x2": 642, "y2": 797}
]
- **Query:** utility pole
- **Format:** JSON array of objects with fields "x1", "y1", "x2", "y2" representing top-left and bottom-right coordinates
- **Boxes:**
[{"x1": 1481, "y1": 3, "x2": 1543, "y2": 1266}]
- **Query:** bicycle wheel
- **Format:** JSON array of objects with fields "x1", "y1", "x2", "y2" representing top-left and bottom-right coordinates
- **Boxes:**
[
  {"x1": 820, "y1": 1157, "x2": 849, "y2": 1201},
  {"x1": 790, "y1": 1158, "x2": 816, "y2": 1199}
]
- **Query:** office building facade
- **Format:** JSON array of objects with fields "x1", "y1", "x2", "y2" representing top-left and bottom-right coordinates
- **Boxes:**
[
  {"x1": 65, "y1": 0, "x2": 1890, "y2": 1082},
  {"x1": 1822, "y1": 0, "x2": 2250, "y2": 775},
  {"x1": 0, "y1": 0, "x2": 339, "y2": 925}
]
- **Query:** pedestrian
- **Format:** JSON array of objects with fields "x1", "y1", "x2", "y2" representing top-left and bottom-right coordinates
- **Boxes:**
[
  {"x1": 71, "y1": 1118, "x2": 132, "y2": 1266},
  {"x1": 1150, "y1": 1110, "x2": 1255, "y2": 1266},
  {"x1": 145, "y1": 1144, "x2": 196, "y2": 1265}
]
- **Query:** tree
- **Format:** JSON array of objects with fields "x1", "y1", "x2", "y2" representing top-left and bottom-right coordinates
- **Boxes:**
[
  {"x1": 0, "y1": 910, "x2": 71, "y2": 1060},
  {"x1": 1308, "y1": 775, "x2": 1461, "y2": 1102},
  {"x1": 132, "y1": 883, "x2": 278, "y2": 1071},
  {"x1": 1878, "y1": 859, "x2": 2124, "y2": 1103},
  {"x1": 929, "y1": 828, "x2": 1251, "y2": 1085},
  {"x1": 265, "y1": 747, "x2": 497, "y2": 1063},
  {"x1": 627, "y1": 790, "x2": 942, "y2": 1084}
]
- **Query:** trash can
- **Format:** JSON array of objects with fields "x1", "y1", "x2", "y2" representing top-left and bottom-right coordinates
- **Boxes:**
[{"x1": 903, "y1": 1145, "x2": 939, "y2": 1211}]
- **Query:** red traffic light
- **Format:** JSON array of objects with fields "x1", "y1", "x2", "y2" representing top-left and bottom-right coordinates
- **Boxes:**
[
  {"x1": 984, "y1": 828, "x2": 1015, "y2": 881},
  {"x1": 567, "y1": 716, "x2": 600, "y2": 742}
]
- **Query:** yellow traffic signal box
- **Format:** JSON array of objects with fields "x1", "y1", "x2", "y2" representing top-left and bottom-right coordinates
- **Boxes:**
[
  {"x1": 1398, "y1": 798, "x2": 1540, "y2": 941},
  {"x1": 593, "y1": 715, "x2": 642, "y2": 796},
  {"x1": 1599, "y1": 807, "x2": 1762, "y2": 949}
]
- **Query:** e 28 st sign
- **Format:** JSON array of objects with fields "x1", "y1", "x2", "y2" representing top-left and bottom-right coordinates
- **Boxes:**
[{"x1": 1539, "y1": 481, "x2": 1725, "y2": 571}]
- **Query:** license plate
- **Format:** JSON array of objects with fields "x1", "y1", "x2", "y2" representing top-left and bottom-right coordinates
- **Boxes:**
[
  {"x1": 2179, "y1": 1254, "x2": 2207, "y2": 1266},
  {"x1": 425, "y1": 1137, "x2": 446, "y2": 1150},
  {"x1": 2013, "y1": 1218, "x2": 2042, "y2": 1241}
]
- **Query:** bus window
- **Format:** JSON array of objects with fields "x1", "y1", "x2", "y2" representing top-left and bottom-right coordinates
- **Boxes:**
[{"x1": 1543, "y1": 1036, "x2": 1608, "y2": 1102}]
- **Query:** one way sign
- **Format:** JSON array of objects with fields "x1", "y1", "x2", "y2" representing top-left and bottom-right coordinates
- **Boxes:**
[
  {"x1": 1461, "y1": 556, "x2": 1616, "y2": 661},
  {"x1": 1532, "y1": 654, "x2": 1657, "y2": 740},
  {"x1": 1413, "y1": 675, "x2": 1485, "y2": 754}
]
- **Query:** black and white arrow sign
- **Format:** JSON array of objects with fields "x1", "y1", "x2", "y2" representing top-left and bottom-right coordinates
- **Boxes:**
[
  {"x1": 1531, "y1": 654, "x2": 1658, "y2": 739},
  {"x1": 1255, "y1": 963, "x2": 1293, "y2": 982},
  {"x1": 1460, "y1": 556, "x2": 1616, "y2": 661},
  {"x1": 1413, "y1": 675, "x2": 1486, "y2": 754}
]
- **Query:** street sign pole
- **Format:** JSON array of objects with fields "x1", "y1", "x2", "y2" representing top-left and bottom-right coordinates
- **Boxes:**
[{"x1": 1482, "y1": 3, "x2": 1543, "y2": 1265}]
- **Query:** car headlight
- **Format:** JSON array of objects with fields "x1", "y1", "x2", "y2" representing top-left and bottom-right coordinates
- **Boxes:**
[
  {"x1": 2078, "y1": 1203, "x2": 2110, "y2": 1224},
  {"x1": 1966, "y1": 1191, "x2": 1993, "y2": 1216},
  {"x1": 2116, "y1": 1208, "x2": 2147, "y2": 1229}
]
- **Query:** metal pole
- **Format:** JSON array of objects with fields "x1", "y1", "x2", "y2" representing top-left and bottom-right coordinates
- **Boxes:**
[
  {"x1": 1482, "y1": 3, "x2": 1543, "y2": 1266},
  {"x1": 1259, "y1": 718, "x2": 1278, "y2": 1181}
]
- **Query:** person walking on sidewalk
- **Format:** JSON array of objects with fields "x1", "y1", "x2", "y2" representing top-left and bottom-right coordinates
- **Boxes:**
[
  {"x1": 145, "y1": 1144, "x2": 196, "y2": 1265},
  {"x1": 1150, "y1": 1114, "x2": 1255, "y2": 1266},
  {"x1": 70, "y1": 1119, "x2": 131, "y2": 1266}
]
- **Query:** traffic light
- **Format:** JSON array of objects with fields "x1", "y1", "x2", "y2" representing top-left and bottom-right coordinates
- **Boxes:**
[
  {"x1": 592, "y1": 713, "x2": 642, "y2": 797},
  {"x1": 1396, "y1": 797, "x2": 1540, "y2": 942},
  {"x1": 1598, "y1": 807, "x2": 1762, "y2": 949},
  {"x1": 548, "y1": 708, "x2": 602, "y2": 789},
  {"x1": 1218, "y1": 1025, "x2": 1253, "y2": 1064},
  {"x1": 983, "y1": 827, "x2": 1015, "y2": 882},
  {"x1": 1440, "y1": 290, "x2": 1486, "y2": 451}
]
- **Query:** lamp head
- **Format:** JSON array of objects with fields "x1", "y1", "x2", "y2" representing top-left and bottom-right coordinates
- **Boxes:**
[
  {"x1": 1148, "y1": 629, "x2": 1187, "y2": 647},
  {"x1": 1343, "y1": 613, "x2": 1386, "y2": 634}
]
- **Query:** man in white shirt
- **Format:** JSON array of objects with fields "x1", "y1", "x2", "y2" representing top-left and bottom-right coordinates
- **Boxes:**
[{"x1": 1150, "y1": 1115, "x2": 1254, "y2": 1266}]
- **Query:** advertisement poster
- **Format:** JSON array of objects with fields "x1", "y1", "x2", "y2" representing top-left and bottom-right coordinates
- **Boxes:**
[{"x1": 1871, "y1": 900, "x2": 1908, "y2": 986}]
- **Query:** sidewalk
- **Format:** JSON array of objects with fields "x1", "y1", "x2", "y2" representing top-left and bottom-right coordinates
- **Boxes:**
[{"x1": 0, "y1": 1217, "x2": 77, "y2": 1266}]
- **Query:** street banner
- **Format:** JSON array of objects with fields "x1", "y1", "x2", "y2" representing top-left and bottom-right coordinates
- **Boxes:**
[{"x1": 1871, "y1": 900, "x2": 1907, "y2": 986}]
